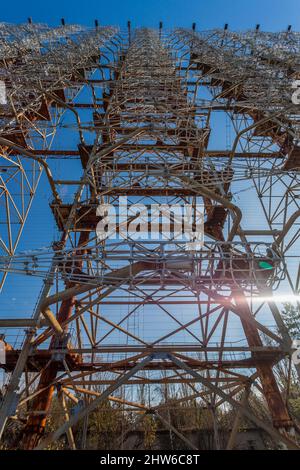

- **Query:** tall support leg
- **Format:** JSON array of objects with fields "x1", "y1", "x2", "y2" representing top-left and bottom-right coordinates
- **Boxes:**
[
  {"x1": 232, "y1": 289, "x2": 292, "y2": 430},
  {"x1": 21, "y1": 297, "x2": 75, "y2": 449},
  {"x1": 22, "y1": 231, "x2": 89, "y2": 449},
  {"x1": 0, "y1": 265, "x2": 56, "y2": 440}
]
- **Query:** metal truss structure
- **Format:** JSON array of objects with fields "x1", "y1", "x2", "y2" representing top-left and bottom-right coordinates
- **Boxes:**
[
  {"x1": 0, "y1": 21, "x2": 116, "y2": 289},
  {"x1": 0, "y1": 22, "x2": 300, "y2": 450}
]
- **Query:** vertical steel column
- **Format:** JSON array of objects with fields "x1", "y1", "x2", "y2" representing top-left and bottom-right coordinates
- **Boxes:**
[
  {"x1": 232, "y1": 289, "x2": 292, "y2": 429},
  {"x1": 22, "y1": 231, "x2": 89, "y2": 449}
]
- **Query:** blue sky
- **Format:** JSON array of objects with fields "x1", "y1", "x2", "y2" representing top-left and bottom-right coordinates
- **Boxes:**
[{"x1": 1, "y1": 0, "x2": 300, "y2": 31}]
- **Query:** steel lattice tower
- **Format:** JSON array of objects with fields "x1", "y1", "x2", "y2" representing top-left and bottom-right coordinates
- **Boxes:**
[{"x1": 0, "y1": 22, "x2": 300, "y2": 450}]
